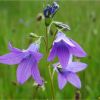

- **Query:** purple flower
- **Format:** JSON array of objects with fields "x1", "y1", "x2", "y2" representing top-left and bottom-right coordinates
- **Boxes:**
[
  {"x1": 0, "y1": 42, "x2": 43, "y2": 85},
  {"x1": 48, "y1": 31, "x2": 87, "y2": 68},
  {"x1": 44, "y1": 2, "x2": 59, "y2": 18},
  {"x1": 53, "y1": 55, "x2": 87, "y2": 89}
]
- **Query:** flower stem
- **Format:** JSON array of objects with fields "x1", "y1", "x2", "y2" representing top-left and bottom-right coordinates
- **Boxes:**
[
  {"x1": 48, "y1": 64, "x2": 55, "y2": 99},
  {"x1": 45, "y1": 26, "x2": 55, "y2": 99},
  {"x1": 45, "y1": 27, "x2": 48, "y2": 52},
  {"x1": 33, "y1": 85, "x2": 39, "y2": 99}
]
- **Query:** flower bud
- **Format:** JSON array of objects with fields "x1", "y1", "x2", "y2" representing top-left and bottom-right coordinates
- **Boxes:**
[
  {"x1": 29, "y1": 32, "x2": 39, "y2": 38},
  {"x1": 43, "y1": 2, "x2": 59, "y2": 26},
  {"x1": 53, "y1": 21, "x2": 71, "y2": 31}
]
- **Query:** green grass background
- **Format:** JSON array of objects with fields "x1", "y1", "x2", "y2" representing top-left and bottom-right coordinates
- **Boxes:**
[{"x1": 0, "y1": 0, "x2": 100, "y2": 99}]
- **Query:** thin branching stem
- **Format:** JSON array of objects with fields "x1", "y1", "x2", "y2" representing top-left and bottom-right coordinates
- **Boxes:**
[
  {"x1": 48, "y1": 64, "x2": 55, "y2": 100},
  {"x1": 46, "y1": 27, "x2": 48, "y2": 51},
  {"x1": 45, "y1": 26, "x2": 55, "y2": 100}
]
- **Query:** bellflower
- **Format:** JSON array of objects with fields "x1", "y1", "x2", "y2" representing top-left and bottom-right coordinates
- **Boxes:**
[
  {"x1": 44, "y1": 2, "x2": 59, "y2": 18},
  {"x1": 0, "y1": 42, "x2": 43, "y2": 85},
  {"x1": 48, "y1": 31, "x2": 87, "y2": 68},
  {"x1": 53, "y1": 55, "x2": 87, "y2": 90}
]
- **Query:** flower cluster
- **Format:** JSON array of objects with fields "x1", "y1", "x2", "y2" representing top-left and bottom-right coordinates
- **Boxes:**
[
  {"x1": 0, "y1": 2, "x2": 87, "y2": 93},
  {"x1": 48, "y1": 31, "x2": 87, "y2": 89}
]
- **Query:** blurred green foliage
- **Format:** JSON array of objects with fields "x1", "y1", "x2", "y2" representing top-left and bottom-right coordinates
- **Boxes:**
[{"x1": 0, "y1": 0, "x2": 100, "y2": 99}]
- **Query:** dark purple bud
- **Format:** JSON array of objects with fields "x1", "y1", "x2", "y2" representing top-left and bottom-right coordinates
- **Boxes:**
[
  {"x1": 52, "y1": 2, "x2": 59, "y2": 15},
  {"x1": 43, "y1": 2, "x2": 59, "y2": 18},
  {"x1": 44, "y1": 5, "x2": 52, "y2": 18}
]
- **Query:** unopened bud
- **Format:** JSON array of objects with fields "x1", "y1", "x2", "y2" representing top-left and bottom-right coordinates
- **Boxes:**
[
  {"x1": 29, "y1": 33, "x2": 39, "y2": 38},
  {"x1": 75, "y1": 90, "x2": 81, "y2": 100},
  {"x1": 53, "y1": 21, "x2": 71, "y2": 31}
]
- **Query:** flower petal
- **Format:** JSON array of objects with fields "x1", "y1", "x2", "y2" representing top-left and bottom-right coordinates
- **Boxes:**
[
  {"x1": 48, "y1": 45, "x2": 57, "y2": 61},
  {"x1": 8, "y1": 42, "x2": 22, "y2": 53},
  {"x1": 31, "y1": 61, "x2": 43, "y2": 85},
  {"x1": 67, "y1": 73, "x2": 81, "y2": 88},
  {"x1": 0, "y1": 52, "x2": 25, "y2": 65},
  {"x1": 68, "y1": 54, "x2": 73, "y2": 65},
  {"x1": 33, "y1": 52, "x2": 43, "y2": 62},
  {"x1": 69, "y1": 39, "x2": 87, "y2": 57},
  {"x1": 17, "y1": 57, "x2": 32, "y2": 84},
  {"x1": 67, "y1": 62, "x2": 87, "y2": 72},
  {"x1": 27, "y1": 43, "x2": 39, "y2": 52},
  {"x1": 54, "y1": 32, "x2": 75, "y2": 47},
  {"x1": 58, "y1": 73, "x2": 67, "y2": 90},
  {"x1": 57, "y1": 46, "x2": 70, "y2": 68}
]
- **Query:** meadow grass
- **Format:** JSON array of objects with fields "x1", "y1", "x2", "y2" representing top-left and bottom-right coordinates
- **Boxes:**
[{"x1": 0, "y1": 0, "x2": 100, "y2": 99}]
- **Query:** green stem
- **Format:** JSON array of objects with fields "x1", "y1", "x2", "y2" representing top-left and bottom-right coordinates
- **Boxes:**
[
  {"x1": 45, "y1": 26, "x2": 55, "y2": 100},
  {"x1": 33, "y1": 85, "x2": 39, "y2": 99},
  {"x1": 49, "y1": 29, "x2": 58, "y2": 50},
  {"x1": 48, "y1": 64, "x2": 55, "y2": 100},
  {"x1": 45, "y1": 27, "x2": 48, "y2": 52}
]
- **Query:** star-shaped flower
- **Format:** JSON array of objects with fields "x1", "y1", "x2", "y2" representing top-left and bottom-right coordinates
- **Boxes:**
[
  {"x1": 53, "y1": 55, "x2": 87, "y2": 89},
  {"x1": 0, "y1": 42, "x2": 43, "y2": 85},
  {"x1": 48, "y1": 31, "x2": 87, "y2": 68}
]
